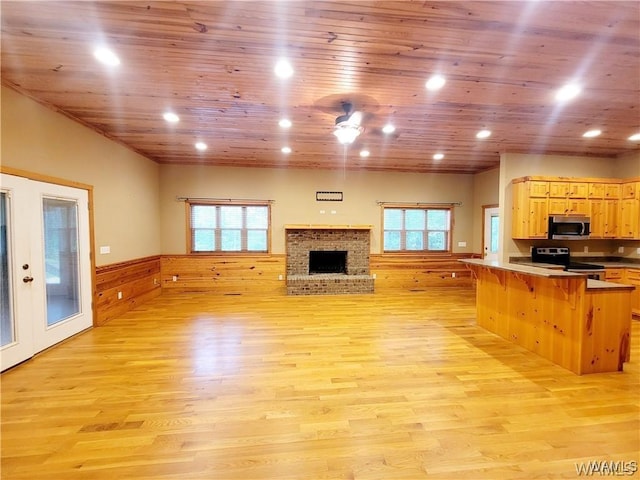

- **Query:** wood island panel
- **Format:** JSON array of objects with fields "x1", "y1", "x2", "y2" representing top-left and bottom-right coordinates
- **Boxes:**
[{"x1": 462, "y1": 260, "x2": 633, "y2": 375}]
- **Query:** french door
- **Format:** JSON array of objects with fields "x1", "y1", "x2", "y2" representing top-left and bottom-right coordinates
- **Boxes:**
[
  {"x1": 1, "y1": 174, "x2": 92, "y2": 371},
  {"x1": 483, "y1": 206, "x2": 500, "y2": 262}
]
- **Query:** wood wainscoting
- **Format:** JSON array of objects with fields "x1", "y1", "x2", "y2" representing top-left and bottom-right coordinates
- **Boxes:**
[
  {"x1": 95, "y1": 256, "x2": 162, "y2": 326},
  {"x1": 160, "y1": 255, "x2": 287, "y2": 295},
  {"x1": 159, "y1": 253, "x2": 476, "y2": 296},
  {"x1": 370, "y1": 253, "x2": 478, "y2": 293},
  {"x1": 94, "y1": 253, "x2": 478, "y2": 324}
]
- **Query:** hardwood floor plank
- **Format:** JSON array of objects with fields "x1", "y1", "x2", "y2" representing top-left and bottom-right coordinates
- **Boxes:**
[{"x1": 2, "y1": 289, "x2": 638, "y2": 479}]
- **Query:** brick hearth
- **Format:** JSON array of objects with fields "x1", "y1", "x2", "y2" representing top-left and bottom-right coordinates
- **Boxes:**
[{"x1": 285, "y1": 226, "x2": 375, "y2": 295}]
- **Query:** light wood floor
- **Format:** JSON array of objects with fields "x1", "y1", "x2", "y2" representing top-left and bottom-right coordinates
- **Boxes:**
[{"x1": 2, "y1": 289, "x2": 639, "y2": 480}]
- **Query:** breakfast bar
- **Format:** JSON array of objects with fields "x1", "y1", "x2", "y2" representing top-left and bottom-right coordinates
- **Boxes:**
[{"x1": 461, "y1": 259, "x2": 634, "y2": 375}]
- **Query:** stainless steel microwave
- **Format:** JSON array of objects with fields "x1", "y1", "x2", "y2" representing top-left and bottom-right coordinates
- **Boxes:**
[{"x1": 548, "y1": 215, "x2": 590, "y2": 240}]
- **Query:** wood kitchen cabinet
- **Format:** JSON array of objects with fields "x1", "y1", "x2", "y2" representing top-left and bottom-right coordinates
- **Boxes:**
[
  {"x1": 548, "y1": 182, "x2": 569, "y2": 197},
  {"x1": 548, "y1": 198, "x2": 567, "y2": 215},
  {"x1": 589, "y1": 200, "x2": 606, "y2": 238},
  {"x1": 512, "y1": 176, "x2": 638, "y2": 240},
  {"x1": 619, "y1": 182, "x2": 640, "y2": 239},
  {"x1": 547, "y1": 181, "x2": 589, "y2": 215},
  {"x1": 528, "y1": 181, "x2": 549, "y2": 197},
  {"x1": 623, "y1": 269, "x2": 640, "y2": 315},
  {"x1": 622, "y1": 181, "x2": 639, "y2": 199},
  {"x1": 549, "y1": 181, "x2": 588, "y2": 199},
  {"x1": 568, "y1": 182, "x2": 589, "y2": 198},
  {"x1": 605, "y1": 183, "x2": 622, "y2": 199},
  {"x1": 548, "y1": 197, "x2": 589, "y2": 215},
  {"x1": 604, "y1": 199, "x2": 620, "y2": 238},
  {"x1": 604, "y1": 268, "x2": 639, "y2": 316},
  {"x1": 590, "y1": 198, "x2": 620, "y2": 239},
  {"x1": 619, "y1": 198, "x2": 639, "y2": 239},
  {"x1": 588, "y1": 183, "x2": 605, "y2": 199},
  {"x1": 512, "y1": 181, "x2": 548, "y2": 239},
  {"x1": 604, "y1": 268, "x2": 624, "y2": 281},
  {"x1": 589, "y1": 182, "x2": 621, "y2": 199}
]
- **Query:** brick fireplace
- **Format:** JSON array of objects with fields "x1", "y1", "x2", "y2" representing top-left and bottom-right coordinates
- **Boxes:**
[{"x1": 285, "y1": 225, "x2": 375, "y2": 295}]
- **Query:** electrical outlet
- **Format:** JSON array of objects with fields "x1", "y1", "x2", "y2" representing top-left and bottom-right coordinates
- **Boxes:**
[
  {"x1": 372, "y1": 273, "x2": 377, "y2": 279},
  {"x1": 452, "y1": 272, "x2": 456, "y2": 278},
  {"x1": 278, "y1": 274, "x2": 283, "y2": 281},
  {"x1": 153, "y1": 278, "x2": 159, "y2": 285},
  {"x1": 172, "y1": 275, "x2": 177, "y2": 282},
  {"x1": 618, "y1": 246, "x2": 625, "y2": 254},
  {"x1": 637, "y1": 247, "x2": 640, "y2": 255},
  {"x1": 117, "y1": 291, "x2": 123, "y2": 300}
]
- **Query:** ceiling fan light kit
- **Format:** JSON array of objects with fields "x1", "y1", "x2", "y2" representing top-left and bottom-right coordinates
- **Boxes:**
[
  {"x1": 333, "y1": 123, "x2": 364, "y2": 145},
  {"x1": 333, "y1": 102, "x2": 364, "y2": 145}
]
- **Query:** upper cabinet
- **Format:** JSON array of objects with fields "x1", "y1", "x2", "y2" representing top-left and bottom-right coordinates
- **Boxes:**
[
  {"x1": 622, "y1": 181, "x2": 639, "y2": 199},
  {"x1": 619, "y1": 181, "x2": 640, "y2": 239},
  {"x1": 511, "y1": 176, "x2": 640, "y2": 240},
  {"x1": 512, "y1": 181, "x2": 549, "y2": 239}
]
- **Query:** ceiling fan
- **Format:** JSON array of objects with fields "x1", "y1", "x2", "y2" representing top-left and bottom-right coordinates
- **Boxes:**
[{"x1": 333, "y1": 102, "x2": 364, "y2": 145}]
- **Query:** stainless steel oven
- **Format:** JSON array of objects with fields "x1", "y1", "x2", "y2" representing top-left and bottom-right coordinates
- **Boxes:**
[
  {"x1": 548, "y1": 215, "x2": 590, "y2": 240},
  {"x1": 531, "y1": 247, "x2": 605, "y2": 279},
  {"x1": 565, "y1": 269, "x2": 604, "y2": 280}
]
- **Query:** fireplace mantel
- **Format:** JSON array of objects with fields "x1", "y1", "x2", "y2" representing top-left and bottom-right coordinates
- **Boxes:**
[{"x1": 285, "y1": 224, "x2": 372, "y2": 230}]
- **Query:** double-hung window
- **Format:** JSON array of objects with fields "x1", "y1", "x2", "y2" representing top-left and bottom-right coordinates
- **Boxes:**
[
  {"x1": 383, "y1": 206, "x2": 452, "y2": 252},
  {"x1": 188, "y1": 201, "x2": 270, "y2": 253}
]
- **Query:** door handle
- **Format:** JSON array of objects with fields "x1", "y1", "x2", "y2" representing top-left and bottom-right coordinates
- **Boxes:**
[{"x1": 22, "y1": 276, "x2": 34, "y2": 283}]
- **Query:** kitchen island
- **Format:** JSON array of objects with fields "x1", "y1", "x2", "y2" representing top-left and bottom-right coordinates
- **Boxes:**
[{"x1": 461, "y1": 259, "x2": 634, "y2": 375}]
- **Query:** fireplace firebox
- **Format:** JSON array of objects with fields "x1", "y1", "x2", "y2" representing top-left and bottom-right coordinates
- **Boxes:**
[{"x1": 309, "y1": 250, "x2": 347, "y2": 274}]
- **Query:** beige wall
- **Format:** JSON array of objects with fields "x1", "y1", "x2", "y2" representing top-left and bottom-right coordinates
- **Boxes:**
[
  {"x1": 616, "y1": 151, "x2": 640, "y2": 178},
  {"x1": 1, "y1": 86, "x2": 161, "y2": 265},
  {"x1": 472, "y1": 168, "x2": 500, "y2": 253},
  {"x1": 159, "y1": 164, "x2": 476, "y2": 255},
  {"x1": 499, "y1": 152, "x2": 640, "y2": 261}
]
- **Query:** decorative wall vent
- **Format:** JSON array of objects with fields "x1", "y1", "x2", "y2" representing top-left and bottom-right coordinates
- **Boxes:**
[{"x1": 316, "y1": 191, "x2": 343, "y2": 202}]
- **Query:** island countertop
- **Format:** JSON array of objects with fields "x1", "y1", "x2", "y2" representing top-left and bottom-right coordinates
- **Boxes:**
[
  {"x1": 460, "y1": 258, "x2": 582, "y2": 278},
  {"x1": 459, "y1": 258, "x2": 635, "y2": 291}
]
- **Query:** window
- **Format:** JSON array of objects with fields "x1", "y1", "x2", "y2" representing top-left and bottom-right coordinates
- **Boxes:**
[
  {"x1": 383, "y1": 206, "x2": 451, "y2": 252},
  {"x1": 189, "y1": 202, "x2": 270, "y2": 253}
]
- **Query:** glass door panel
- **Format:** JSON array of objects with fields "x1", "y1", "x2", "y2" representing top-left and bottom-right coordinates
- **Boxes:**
[
  {"x1": 1, "y1": 174, "x2": 35, "y2": 371},
  {"x1": 43, "y1": 198, "x2": 80, "y2": 326},
  {"x1": 484, "y1": 207, "x2": 500, "y2": 262},
  {"x1": 1, "y1": 192, "x2": 14, "y2": 346}
]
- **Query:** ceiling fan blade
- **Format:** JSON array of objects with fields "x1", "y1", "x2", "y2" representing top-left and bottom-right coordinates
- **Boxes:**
[{"x1": 348, "y1": 111, "x2": 363, "y2": 126}]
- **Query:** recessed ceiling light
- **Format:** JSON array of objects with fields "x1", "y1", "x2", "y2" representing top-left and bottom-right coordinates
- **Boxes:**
[
  {"x1": 628, "y1": 133, "x2": 640, "y2": 142},
  {"x1": 425, "y1": 74, "x2": 446, "y2": 91},
  {"x1": 582, "y1": 129, "x2": 601, "y2": 138},
  {"x1": 382, "y1": 124, "x2": 395, "y2": 134},
  {"x1": 433, "y1": 153, "x2": 445, "y2": 160},
  {"x1": 195, "y1": 142, "x2": 207, "y2": 151},
  {"x1": 93, "y1": 47, "x2": 120, "y2": 66},
  {"x1": 163, "y1": 112, "x2": 179, "y2": 123},
  {"x1": 279, "y1": 118, "x2": 292, "y2": 128},
  {"x1": 359, "y1": 150, "x2": 370, "y2": 157},
  {"x1": 555, "y1": 83, "x2": 582, "y2": 102},
  {"x1": 281, "y1": 146, "x2": 292, "y2": 154},
  {"x1": 274, "y1": 59, "x2": 293, "y2": 79},
  {"x1": 476, "y1": 129, "x2": 492, "y2": 139}
]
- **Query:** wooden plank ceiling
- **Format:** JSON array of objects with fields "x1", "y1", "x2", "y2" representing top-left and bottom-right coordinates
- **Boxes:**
[{"x1": 1, "y1": 1, "x2": 639, "y2": 174}]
